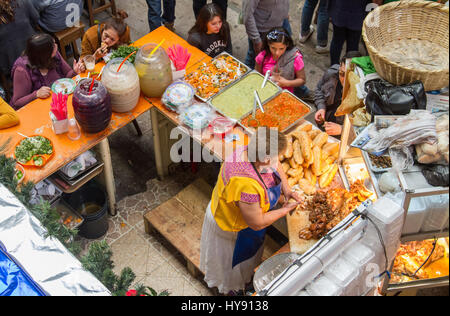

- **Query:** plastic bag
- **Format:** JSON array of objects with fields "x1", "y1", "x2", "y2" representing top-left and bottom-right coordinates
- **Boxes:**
[
  {"x1": 179, "y1": 103, "x2": 216, "y2": 130},
  {"x1": 335, "y1": 71, "x2": 364, "y2": 116},
  {"x1": 421, "y1": 164, "x2": 450, "y2": 187},
  {"x1": 161, "y1": 81, "x2": 195, "y2": 113},
  {"x1": 363, "y1": 111, "x2": 437, "y2": 163},
  {"x1": 415, "y1": 113, "x2": 449, "y2": 165},
  {"x1": 379, "y1": 170, "x2": 401, "y2": 194}
]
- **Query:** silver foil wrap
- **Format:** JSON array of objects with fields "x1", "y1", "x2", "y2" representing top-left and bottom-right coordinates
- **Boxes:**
[{"x1": 0, "y1": 184, "x2": 110, "y2": 296}]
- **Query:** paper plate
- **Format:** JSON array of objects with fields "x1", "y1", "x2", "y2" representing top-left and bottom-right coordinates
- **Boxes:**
[{"x1": 52, "y1": 78, "x2": 77, "y2": 95}]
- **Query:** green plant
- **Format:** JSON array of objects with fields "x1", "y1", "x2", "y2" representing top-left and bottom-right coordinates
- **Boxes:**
[{"x1": 0, "y1": 153, "x2": 167, "y2": 296}]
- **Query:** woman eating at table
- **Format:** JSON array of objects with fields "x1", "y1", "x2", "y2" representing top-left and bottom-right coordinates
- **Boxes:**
[
  {"x1": 10, "y1": 33, "x2": 85, "y2": 110},
  {"x1": 200, "y1": 127, "x2": 302, "y2": 295},
  {"x1": 0, "y1": 97, "x2": 19, "y2": 129},
  {"x1": 81, "y1": 10, "x2": 131, "y2": 62},
  {"x1": 187, "y1": 3, "x2": 232, "y2": 57}
]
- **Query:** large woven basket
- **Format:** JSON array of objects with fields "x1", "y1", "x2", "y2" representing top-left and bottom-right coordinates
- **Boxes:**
[{"x1": 362, "y1": 0, "x2": 449, "y2": 91}]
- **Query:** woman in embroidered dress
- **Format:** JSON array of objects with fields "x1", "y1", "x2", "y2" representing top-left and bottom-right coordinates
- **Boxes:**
[{"x1": 200, "y1": 127, "x2": 303, "y2": 295}]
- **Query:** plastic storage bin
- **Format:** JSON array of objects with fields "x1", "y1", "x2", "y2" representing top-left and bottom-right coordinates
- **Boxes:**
[
  {"x1": 323, "y1": 256, "x2": 360, "y2": 296},
  {"x1": 306, "y1": 274, "x2": 343, "y2": 296},
  {"x1": 421, "y1": 194, "x2": 449, "y2": 232}
]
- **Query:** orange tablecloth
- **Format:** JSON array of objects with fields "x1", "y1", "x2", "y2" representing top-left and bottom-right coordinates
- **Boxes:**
[{"x1": 0, "y1": 27, "x2": 208, "y2": 184}]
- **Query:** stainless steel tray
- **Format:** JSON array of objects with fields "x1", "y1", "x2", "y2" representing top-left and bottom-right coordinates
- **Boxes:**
[
  {"x1": 208, "y1": 70, "x2": 282, "y2": 122},
  {"x1": 184, "y1": 52, "x2": 251, "y2": 103},
  {"x1": 238, "y1": 89, "x2": 313, "y2": 135}
]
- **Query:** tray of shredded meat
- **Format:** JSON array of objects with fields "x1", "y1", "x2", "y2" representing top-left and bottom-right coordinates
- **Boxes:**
[{"x1": 287, "y1": 179, "x2": 374, "y2": 254}]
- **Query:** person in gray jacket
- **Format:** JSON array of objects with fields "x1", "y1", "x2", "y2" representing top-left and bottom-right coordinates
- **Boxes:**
[
  {"x1": 243, "y1": 0, "x2": 289, "y2": 69},
  {"x1": 314, "y1": 51, "x2": 361, "y2": 136},
  {"x1": 32, "y1": 0, "x2": 83, "y2": 33}
]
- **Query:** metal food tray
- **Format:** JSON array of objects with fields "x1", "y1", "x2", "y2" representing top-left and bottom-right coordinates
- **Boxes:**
[
  {"x1": 51, "y1": 198, "x2": 85, "y2": 230},
  {"x1": 208, "y1": 70, "x2": 282, "y2": 123},
  {"x1": 362, "y1": 150, "x2": 392, "y2": 173},
  {"x1": 57, "y1": 160, "x2": 103, "y2": 182},
  {"x1": 238, "y1": 89, "x2": 313, "y2": 135},
  {"x1": 185, "y1": 52, "x2": 251, "y2": 103},
  {"x1": 57, "y1": 162, "x2": 104, "y2": 187}
]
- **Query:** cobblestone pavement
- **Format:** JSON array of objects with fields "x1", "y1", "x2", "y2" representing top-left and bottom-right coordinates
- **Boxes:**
[{"x1": 76, "y1": 0, "x2": 448, "y2": 296}]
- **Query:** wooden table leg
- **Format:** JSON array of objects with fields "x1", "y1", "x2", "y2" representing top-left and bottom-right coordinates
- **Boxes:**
[
  {"x1": 150, "y1": 107, "x2": 167, "y2": 180},
  {"x1": 99, "y1": 138, "x2": 117, "y2": 216}
]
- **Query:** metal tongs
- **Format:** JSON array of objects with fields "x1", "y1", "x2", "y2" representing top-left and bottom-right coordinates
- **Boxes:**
[
  {"x1": 261, "y1": 70, "x2": 271, "y2": 89},
  {"x1": 252, "y1": 90, "x2": 264, "y2": 118}
]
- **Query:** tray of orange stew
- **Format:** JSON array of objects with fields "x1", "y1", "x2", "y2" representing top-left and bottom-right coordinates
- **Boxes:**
[
  {"x1": 14, "y1": 135, "x2": 55, "y2": 168},
  {"x1": 184, "y1": 52, "x2": 250, "y2": 102},
  {"x1": 240, "y1": 90, "x2": 312, "y2": 133}
]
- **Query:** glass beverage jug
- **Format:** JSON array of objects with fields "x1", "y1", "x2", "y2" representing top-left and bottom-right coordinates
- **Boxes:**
[
  {"x1": 72, "y1": 79, "x2": 112, "y2": 133},
  {"x1": 102, "y1": 58, "x2": 140, "y2": 113},
  {"x1": 135, "y1": 43, "x2": 173, "y2": 98}
]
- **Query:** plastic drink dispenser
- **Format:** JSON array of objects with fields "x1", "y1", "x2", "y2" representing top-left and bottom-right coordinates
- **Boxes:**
[
  {"x1": 102, "y1": 58, "x2": 140, "y2": 113},
  {"x1": 72, "y1": 79, "x2": 112, "y2": 133},
  {"x1": 135, "y1": 43, "x2": 173, "y2": 98}
]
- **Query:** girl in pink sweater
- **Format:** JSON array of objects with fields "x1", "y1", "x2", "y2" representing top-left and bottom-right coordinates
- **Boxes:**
[{"x1": 11, "y1": 33, "x2": 85, "y2": 109}]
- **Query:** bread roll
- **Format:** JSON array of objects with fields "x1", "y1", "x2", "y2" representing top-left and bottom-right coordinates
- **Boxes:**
[
  {"x1": 308, "y1": 129, "x2": 321, "y2": 140},
  {"x1": 319, "y1": 164, "x2": 338, "y2": 188},
  {"x1": 293, "y1": 139, "x2": 304, "y2": 165},
  {"x1": 288, "y1": 177, "x2": 298, "y2": 188},
  {"x1": 297, "y1": 131, "x2": 312, "y2": 165},
  {"x1": 312, "y1": 146, "x2": 322, "y2": 176},
  {"x1": 289, "y1": 157, "x2": 298, "y2": 169},
  {"x1": 312, "y1": 132, "x2": 328, "y2": 148},
  {"x1": 322, "y1": 143, "x2": 340, "y2": 158},
  {"x1": 282, "y1": 162, "x2": 290, "y2": 173},
  {"x1": 298, "y1": 179, "x2": 316, "y2": 195},
  {"x1": 285, "y1": 135, "x2": 293, "y2": 159}
]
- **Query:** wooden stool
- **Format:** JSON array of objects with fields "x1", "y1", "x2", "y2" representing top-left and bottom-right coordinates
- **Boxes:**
[
  {"x1": 85, "y1": 0, "x2": 117, "y2": 26},
  {"x1": 54, "y1": 23, "x2": 86, "y2": 62}
]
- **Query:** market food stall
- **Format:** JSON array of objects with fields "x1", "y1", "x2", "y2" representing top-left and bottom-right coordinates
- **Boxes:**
[{"x1": 252, "y1": 0, "x2": 449, "y2": 296}]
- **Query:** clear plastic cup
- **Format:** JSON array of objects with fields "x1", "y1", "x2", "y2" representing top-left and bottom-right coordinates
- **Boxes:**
[
  {"x1": 67, "y1": 118, "x2": 81, "y2": 141},
  {"x1": 84, "y1": 55, "x2": 96, "y2": 72}
]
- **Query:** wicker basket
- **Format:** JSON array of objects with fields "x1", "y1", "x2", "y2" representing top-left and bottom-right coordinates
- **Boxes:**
[{"x1": 362, "y1": 0, "x2": 449, "y2": 91}]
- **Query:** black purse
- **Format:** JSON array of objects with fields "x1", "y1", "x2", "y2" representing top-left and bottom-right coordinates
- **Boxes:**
[{"x1": 365, "y1": 80, "x2": 427, "y2": 118}]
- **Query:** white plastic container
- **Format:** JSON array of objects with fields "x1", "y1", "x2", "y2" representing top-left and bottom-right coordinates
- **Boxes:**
[
  {"x1": 306, "y1": 274, "x2": 343, "y2": 296},
  {"x1": 402, "y1": 197, "x2": 427, "y2": 235},
  {"x1": 366, "y1": 196, "x2": 404, "y2": 262},
  {"x1": 421, "y1": 195, "x2": 449, "y2": 232},
  {"x1": 323, "y1": 256, "x2": 360, "y2": 296},
  {"x1": 343, "y1": 241, "x2": 376, "y2": 295}
]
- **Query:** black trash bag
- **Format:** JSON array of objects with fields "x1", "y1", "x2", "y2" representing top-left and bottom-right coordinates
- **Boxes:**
[{"x1": 421, "y1": 164, "x2": 450, "y2": 187}]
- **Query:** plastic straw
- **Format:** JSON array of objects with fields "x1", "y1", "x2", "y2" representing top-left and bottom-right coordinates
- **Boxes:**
[
  {"x1": 148, "y1": 39, "x2": 165, "y2": 58},
  {"x1": 117, "y1": 51, "x2": 137, "y2": 72},
  {"x1": 88, "y1": 78, "x2": 95, "y2": 95}
]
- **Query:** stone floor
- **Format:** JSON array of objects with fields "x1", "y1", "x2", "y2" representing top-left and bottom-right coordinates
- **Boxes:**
[{"x1": 74, "y1": 0, "x2": 448, "y2": 296}]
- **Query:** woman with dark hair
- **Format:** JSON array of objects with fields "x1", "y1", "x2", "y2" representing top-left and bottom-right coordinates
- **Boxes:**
[
  {"x1": 0, "y1": 0, "x2": 39, "y2": 79},
  {"x1": 187, "y1": 3, "x2": 231, "y2": 58},
  {"x1": 255, "y1": 27, "x2": 307, "y2": 95},
  {"x1": 10, "y1": 33, "x2": 85, "y2": 109},
  {"x1": 81, "y1": 9, "x2": 131, "y2": 62}
]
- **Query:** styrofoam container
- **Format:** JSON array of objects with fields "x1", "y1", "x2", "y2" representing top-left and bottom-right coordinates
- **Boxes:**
[
  {"x1": 421, "y1": 195, "x2": 449, "y2": 232},
  {"x1": 343, "y1": 241, "x2": 377, "y2": 295},
  {"x1": 367, "y1": 196, "x2": 404, "y2": 227},
  {"x1": 323, "y1": 256, "x2": 360, "y2": 296},
  {"x1": 402, "y1": 197, "x2": 427, "y2": 235},
  {"x1": 306, "y1": 274, "x2": 343, "y2": 296},
  {"x1": 343, "y1": 241, "x2": 376, "y2": 267}
]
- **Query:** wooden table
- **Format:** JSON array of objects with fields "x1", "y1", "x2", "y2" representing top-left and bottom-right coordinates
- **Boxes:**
[{"x1": 0, "y1": 27, "x2": 208, "y2": 215}]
